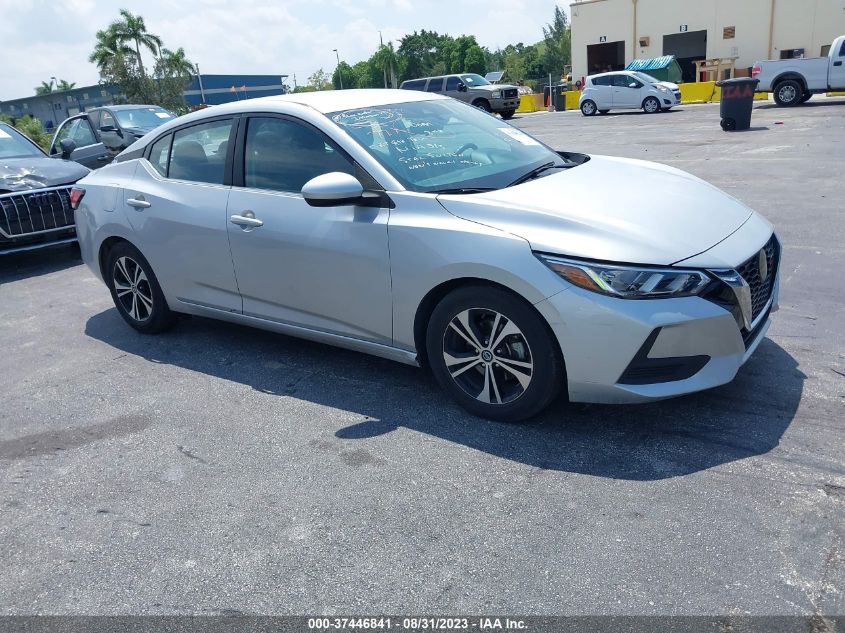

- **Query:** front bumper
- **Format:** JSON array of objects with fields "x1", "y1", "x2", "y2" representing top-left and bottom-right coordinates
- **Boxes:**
[
  {"x1": 0, "y1": 186, "x2": 78, "y2": 255},
  {"x1": 534, "y1": 271, "x2": 779, "y2": 404},
  {"x1": 490, "y1": 97, "x2": 520, "y2": 112}
]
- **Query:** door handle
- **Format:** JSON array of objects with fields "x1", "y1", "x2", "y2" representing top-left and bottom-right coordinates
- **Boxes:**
[
  {"x1": 230, "y1": 210, "x2": 263, "y2": 229},
  {"x1": 126, "y1": 196, "x2": 151, "y2": 209},
  {"x1": 834, "y1": 61, "x2": 843, "y2": 66}
]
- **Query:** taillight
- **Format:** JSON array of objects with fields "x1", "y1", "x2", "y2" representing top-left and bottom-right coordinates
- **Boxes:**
[
  {"x1": 69, "y1": 187, "x2": 85, "y2": 210},
  {"x1": 751, "y1": 64, "x2": 761, "y2": 77}
]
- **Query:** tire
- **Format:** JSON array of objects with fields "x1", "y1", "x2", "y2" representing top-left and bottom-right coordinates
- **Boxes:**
[
  {"x1": 580, "y1": 100, "x2": 598, "y2": 116},
  {"x1": 500, "y1": 109, "x2": 516, "y2": 120},
  {"x1": 800, "y1": 92, "x2": 813, "y2": 104},
  {"x1": 425, "y1": 285, "x2": 564, "y2": 422},
  {"x1": 106, "y1": 241, "x2": 175, "y2": 334},
  {"x1": 599, "y1": 109, "x2": 610, "y2": 115},
  {"x1": 472, "y1": 99, "x2": 492, "y2": 113},
  {"x1": 773, "y1": 79, "x2": 803, "y2": 107},
  {"x1": 642, "y1": 96, "x2": 661, "y2": 113}
]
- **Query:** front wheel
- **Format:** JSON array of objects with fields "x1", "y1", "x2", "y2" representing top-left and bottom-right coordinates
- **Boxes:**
[
  {"x1": 642, "y1": 96, "x2": 661, "y2": 113},
  {"x1": 800, "y1": 92, "x2": 813, "y2": 104},
  {"x1": 426, "y1": 286, "x2": 564, "y2": 421},
  {"x1": 580, "y1": 100, "x2": 598, "y2": 116},
  {"x1": 106, "y1": 241, "x2": 175, "y2": 334},
  {"x1": 472, "y1": 99, "x2": 492, "y2": 113},
  {"x1": 500, "y1": 109, "x2": 516, "y2": 120},
  {"x1": 773, "y1": 80, "x2": 803, "y2": 106}
]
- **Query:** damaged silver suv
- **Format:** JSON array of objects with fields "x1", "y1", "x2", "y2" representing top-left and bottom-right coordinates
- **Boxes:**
[{"x1": 400, "y1": 73, "x2": 521, "y2": 119}]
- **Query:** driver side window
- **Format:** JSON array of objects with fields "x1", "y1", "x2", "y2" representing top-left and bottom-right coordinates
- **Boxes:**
[
  {"x1": 99, "y1": 110, "x2": 116, "y2": 129},
  {"x1": 243, "y1": 117, "x2": 355, "y2": 193}
]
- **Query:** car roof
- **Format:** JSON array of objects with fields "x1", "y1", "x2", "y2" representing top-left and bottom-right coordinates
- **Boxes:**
[{"x1": 590, "y1": 71, "x2": 633, "y2": 79}]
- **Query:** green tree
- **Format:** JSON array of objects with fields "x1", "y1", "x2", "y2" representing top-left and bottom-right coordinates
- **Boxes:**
[
  {"x1": 307, "y1": 68, "x2": 333, "y2": 91},
  {"x1": 332, "y1": 61, "x2": 355, "y2": 90},
  {"x1": 1, "y1": 114, "x2": 51, "y2": 151},
  {"x1": 89, "y1": 25, "x2": 134, "y2": 72},
  {"x1": 109, "y1": 9, "x2": 163, "y2": 80},
  {"x1": 56, "y1": 80, "x2": 76, "y2": 91},
  {"x1": 372, "y1": 43, "x2": 399, "y2": 88},
  {"x1": 34, "y1": 81, "x2": 54, "y2": 95},
  {"x1": 464, "y1": 45, "x2": 486, "y2": 75},
  {"x1": 153, "y1": 47, "x2": 194, "y2": 111},
  {"x1": 541, "y1": 5, "x2": 571, "y2": 79}
]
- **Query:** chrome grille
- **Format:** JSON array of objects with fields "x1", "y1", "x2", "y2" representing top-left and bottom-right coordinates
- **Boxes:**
[
  {"x1": 736, "y1": 235, "x2": 779, "y2": 323},
  {"x1": 0, "y1": 187, "x2": 74, "y2": 238}
]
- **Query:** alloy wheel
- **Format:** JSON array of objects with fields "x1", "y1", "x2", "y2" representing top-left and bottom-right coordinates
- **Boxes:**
[
  {"x1": 778, "y1": 84, "x2": 797, "y2": 104},
  {"x1": 644, "y1": 97, "x2": 660, "y2": 113},
  {"x1": 442, "y1": 308, "x2": 533, "y2": 405},
  {"x1": 113, "y1": 256, "x2": 153, "y2": 322}
]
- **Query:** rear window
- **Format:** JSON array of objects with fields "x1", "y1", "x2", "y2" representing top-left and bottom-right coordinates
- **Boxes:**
[
  {"x1": 401, "y1": 80, "x2": 426, "y2": 91},
  {"x1": 592, "y1": 76, "x2": 612, "y2": 86}
]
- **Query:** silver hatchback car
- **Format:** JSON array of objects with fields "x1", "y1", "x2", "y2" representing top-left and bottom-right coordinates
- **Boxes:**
[{"x1": 73, "y1": 90, "x2": 779, "y2": 421}]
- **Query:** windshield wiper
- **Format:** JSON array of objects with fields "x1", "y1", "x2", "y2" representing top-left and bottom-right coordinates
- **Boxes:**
[
  {"x1": 507, "y1": 161, "x2": 569, "y2": 187},
  {"x1": 430, "y1": 187, "x2": 496, "y2": 195}
]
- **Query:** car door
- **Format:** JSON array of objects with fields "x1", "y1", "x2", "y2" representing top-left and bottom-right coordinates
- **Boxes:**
[
  {"x1": 589, "y1": 76, "x2": 613, "y2": 109},
  {"x1": 96, "y1": 109, "x2": 126, "y2": 162},
  {"x1": 612, "y1": 74, "x2": 643, "y2": 108},
  {"x1": 444, "y1": 75, "x2": 466, "y2": 101},
  {"x1": 121, "y1": 117, "x2": 242, "y2": 313},
  {"x1": 830, "y1": 38, "x2": 845, "y2": 89},
  {"x1": 225, "y1": 114, "x2": 393, "y2": 344},
  {"x1": 50, "y1": 116, "x2": 107, "y2": 168}
]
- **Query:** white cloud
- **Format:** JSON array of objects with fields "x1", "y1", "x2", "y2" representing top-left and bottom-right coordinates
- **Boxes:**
[{"x1": 0, "y1": 0, "x2": 567, "y2": 100}]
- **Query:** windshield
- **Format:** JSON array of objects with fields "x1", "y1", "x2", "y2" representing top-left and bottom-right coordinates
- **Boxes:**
[
  {"x1": 632, "y1": 72, "x2": 659, "y2": 84},
  {"x1": 0, "y1": 123, "x2": 44, "y2": 158},
  {"x1": 329, "y1": 98, "x2": 565, "y2": 193},
  {"x1": 113, "y1": 107, "x2": 174, "y2": 129},
  {"x1": 460, "y1": 73, "x2": 490, "y2": 87}
]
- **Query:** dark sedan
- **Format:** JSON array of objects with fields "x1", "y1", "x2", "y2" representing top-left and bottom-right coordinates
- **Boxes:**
[
  {"x1": 0, "y1": 122, "x2": 89, "y2": 254},
  {"x1": 48, "y1": 105, "x2": 175, "y2": 169}
]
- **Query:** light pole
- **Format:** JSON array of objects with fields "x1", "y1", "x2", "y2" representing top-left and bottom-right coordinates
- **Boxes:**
[{"x1": 333, "y1": 49, "x2": 343, "y2": 90}]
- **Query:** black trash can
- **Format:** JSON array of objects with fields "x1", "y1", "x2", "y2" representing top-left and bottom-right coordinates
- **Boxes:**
[
  {"x1": 716, "y1": 77, "x2": 760, "y2": 131},
  {"x1": 543, "y1": 85, "x2": 566, "y2": 111}
]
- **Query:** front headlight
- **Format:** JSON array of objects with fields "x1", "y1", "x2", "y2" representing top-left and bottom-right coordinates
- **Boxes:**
[
  {"x1": 537, "y1": 254, "x2": 712, "y2": 299},
  {"x1": 491, "y1": 90, "x2": 502, "y2": 99}
]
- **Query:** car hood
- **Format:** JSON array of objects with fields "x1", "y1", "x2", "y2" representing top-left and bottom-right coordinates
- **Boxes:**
[
  {"x1": 657, "y1": 81, "x2": 679, "y2": 91},
  {"x1": 436, "y1": 155, "x2": 754, "y2": 266},
  {"x1": 0, "y1": 155, "x2": 90, "y2": 192},
  {"x1": 475, "y1": 84, "x2": 519, "y2": 93}
]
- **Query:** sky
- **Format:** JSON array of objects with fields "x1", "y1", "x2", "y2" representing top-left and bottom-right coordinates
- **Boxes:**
[{"x1": 0, "y1": 0, "x2": 569, "y2": 101}]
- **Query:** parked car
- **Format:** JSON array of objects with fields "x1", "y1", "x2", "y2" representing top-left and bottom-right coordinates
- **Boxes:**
[
  {"x1": 0, "y1": 122, "x2": 89, "y2": 254},
  {"x1": 752, "y1": 35, "x2": 845, "y2": 106},
  {"x1": 400, "y1": 73, "x2": 521, "y2": 119},
  {"x1": 579, "y1": 71, "x2": 681, "y2": 116},
  {"x1": 48, "y1": 105, "x2": 176, "y2": 169},
  {"x1": 75, "y1": 90, "x2": 779, "y2": 421}
]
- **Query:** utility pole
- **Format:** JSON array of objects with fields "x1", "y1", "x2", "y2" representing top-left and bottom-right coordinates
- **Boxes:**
[
  {"x1": 333, "y1": 49, "x2": 343, "y2": 90},
  {"x1": 380, "y1": 31, "x2": 388, "y2": 88},
  {"x1": 195, "y1": 64, "x2": 206, "y2": 104}
]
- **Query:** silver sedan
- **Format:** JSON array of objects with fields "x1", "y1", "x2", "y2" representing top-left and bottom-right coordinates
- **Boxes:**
[{"x1": 72, "y1": 90, "x2": 779, "y2": 421}]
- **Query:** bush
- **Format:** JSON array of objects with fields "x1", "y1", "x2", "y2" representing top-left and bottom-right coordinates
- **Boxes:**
[{"x1": 0, "y1": 114, "x2": 52, "y2": 152}]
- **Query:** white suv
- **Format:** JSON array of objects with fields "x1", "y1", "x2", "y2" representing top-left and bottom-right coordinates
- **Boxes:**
[{"x1": 579, "y1": 71, "x2": 681, "y2": 116}]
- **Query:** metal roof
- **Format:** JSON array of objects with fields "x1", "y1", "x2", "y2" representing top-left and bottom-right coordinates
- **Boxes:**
[{"x1": 626, "y1": 55, "x2": 677, "y2": 71}]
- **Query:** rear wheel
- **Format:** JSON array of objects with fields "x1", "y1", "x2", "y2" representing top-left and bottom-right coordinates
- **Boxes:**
[
  {"x1": 800, "y1": 92, "x2": 813, "y2": 104},
  {"x1": 426, "y1": 286, "x2": 564, "y2": 421},
  {"x1": 500, "y1": 109, "x2": 516, "y2": 120},
  {"x1": 642, "y1": 96, "x2": 661, "y2": 113},
  {"x1": 106, "y1": 241, "x2": 175, "y2": 334},
  {"x1": 580, "y1": 100, "x2": 598, "y2": 116},
  {"x1": 773, "y1": 79, "x2": 803, "y2": 106}
]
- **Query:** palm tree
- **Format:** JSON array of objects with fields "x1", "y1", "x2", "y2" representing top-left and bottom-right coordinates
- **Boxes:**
[
  {"x1": 109, "y1": 9, "x2": 163, "y2": 78},
  {"x1": 372, "y1": 43, "x2": 399, "y2": 88},
  {"x1": 89, "y1": 25, "x2": 134, "y2": 72},
  {"x1": 34, "y1": 81, "x2": 54, "y2": 95},
  {"x1": 159, "y1": 47, "x2": 194, "y2": 77},
  {"x1": 56, "y1": 80, "x2": 76, "y2": 91}
]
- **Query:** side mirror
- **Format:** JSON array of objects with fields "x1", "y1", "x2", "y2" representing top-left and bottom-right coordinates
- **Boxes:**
[
  {"x1": 100, "y1": 124, "x2": 118, "y2": 133},
  {"x1": 629, "y1": 82, "x2": 639, "y2": 89},
  {"x1": 458, "y1": 83, "x2": 467, "y2": 92},
  {"x1": 302, "y1": 172, "x2": 364, "y2": 207},
  {"x1": 59, "y1": 138, "x2": 76, "y2": 159}
]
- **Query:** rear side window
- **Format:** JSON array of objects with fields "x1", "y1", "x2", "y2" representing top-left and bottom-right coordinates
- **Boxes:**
[
  {"x1": 426, "y1": 78, "x2": 444, "y2": 92},
  {"x1": 148, "y1": 134, "x2": 172, "y2": 177},
  {"x1": 840, "y1": 40, "x2": 845, "y2": 56},
  {"x1": 168, "y1": 119, "x2": 232, "y2": 184},
  {"x1": 402, "y1": 79, "x2": 426, "y2": 91},
  {"x1": 445, "y1": 76, "x2": 462, "y2": 91},
  {"x1": 592, "y1": 76, "x2": 611, "y2": 86},
  {"x1": 99, "y1": 110, "x2": 116, "y2": 130}
]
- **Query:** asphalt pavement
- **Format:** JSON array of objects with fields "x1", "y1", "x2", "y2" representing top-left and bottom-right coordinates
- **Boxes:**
[{"x1": 1, "y1": 98, "x2": 843, "y2": 616}]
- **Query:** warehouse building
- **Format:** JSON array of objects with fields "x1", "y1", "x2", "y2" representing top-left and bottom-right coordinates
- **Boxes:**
[
  {"x1": 0, "y1": 74, "x2": 287, "y2": 131},
  {"x1": 570, "y1": 0, "x2": 845, "y2": 83}
]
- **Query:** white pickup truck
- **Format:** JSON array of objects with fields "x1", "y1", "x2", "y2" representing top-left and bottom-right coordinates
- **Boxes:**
[{"x1": 752, "y1": 35, "x2": 845, "y2": 106}]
